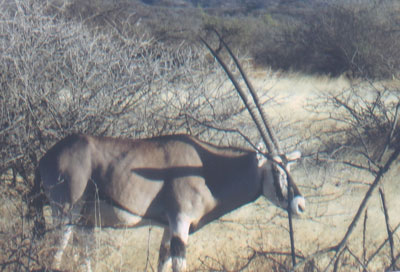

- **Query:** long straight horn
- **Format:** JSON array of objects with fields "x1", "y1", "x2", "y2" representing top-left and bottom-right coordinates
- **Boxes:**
[
  {"x1": 212, "y1": 31, "x2": 282, "y2": 155},
  {"x1": 200, "y1": 36, "x2": 275, "y2": 154}
]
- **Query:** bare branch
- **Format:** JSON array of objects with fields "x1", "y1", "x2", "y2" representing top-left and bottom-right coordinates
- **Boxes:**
[
  {"x1": 363, "y1": 208, "x2": 369, "y2": 269},
  {"x1": 379, "y1": 188, "x2": 395, "y2": 268},
  {"x1": 187, "y1": 114, "x2": 258, "y2": 150},
  {"x1": 341, "y1": 160, "x2": 378, "y2": 175},
  {"x1": 199, "y1": 36, "x2": 275, "y2": 154},
  {"x1": 366, "y1": 222, "x2": 400, "y2": 266},
  {"x1": 345, "y1": 247, "x2": 369, "y2": 271},
  {"x1": 211, "y1": 30, "x2": 282, "y2": 155},
  {"x1": 378, "y1": 102, "x2": 400, "y2": 162},
  {"x1": 329, "y1": 145, "x2": 400, "y2": 266}
]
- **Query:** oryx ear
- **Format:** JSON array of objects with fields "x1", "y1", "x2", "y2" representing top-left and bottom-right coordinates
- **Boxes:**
[
  {"x1": 286, "y1": 150, "x2": 301, "y2": 161},
  {"x1": 285, "y1": 150, "x2": 301, "y2": 171}
]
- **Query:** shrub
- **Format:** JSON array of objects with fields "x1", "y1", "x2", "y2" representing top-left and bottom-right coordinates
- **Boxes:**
[
  {"x1": 308, "y1": 83, "x2": 400, "y2": 160},
  {"x1": 253, "y1": 2, "x2": 400, "y2": 79},
  {"x1": 0, "y1": 1, "x2": 248, "y2": 269}
]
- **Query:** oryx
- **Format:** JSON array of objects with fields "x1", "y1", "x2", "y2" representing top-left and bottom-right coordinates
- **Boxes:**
[
  {"x1": 31, "y1": 34, "x2": 305, "y2": 272},
  {"x1": 34, "y1": 133, "x2": 304, "y2": 271}
]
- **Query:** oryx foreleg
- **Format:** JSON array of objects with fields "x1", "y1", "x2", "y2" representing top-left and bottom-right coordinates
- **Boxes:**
[
  {"x1": 75, "y1": 226, "x2": 95, "y2": 272},
  {"x1": 158, "y1": 227, "x2": 172, "y2": 272},
  {"x1": 169, "y1": 214, "x2": 191, "y2": 272}
]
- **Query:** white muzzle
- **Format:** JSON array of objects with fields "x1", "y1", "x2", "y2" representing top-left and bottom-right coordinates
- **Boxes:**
[{"x1": 291, "y1": 196, "x2": 306, "y2": 215}]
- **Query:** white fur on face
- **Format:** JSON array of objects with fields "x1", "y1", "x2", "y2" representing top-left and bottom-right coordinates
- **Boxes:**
[
  {"x1": 260, "y1": 150, "x2": 303, "y2": 211},
  {"x1": 262, "y1": 162, "x2": 288, "y2": 208}
]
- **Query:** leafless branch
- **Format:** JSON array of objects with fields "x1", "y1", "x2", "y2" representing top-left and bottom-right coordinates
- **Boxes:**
[
  {"x1": 379, "y1": 102, "x2": 400, "y2": 162},
  {"x1": 379, "y1": 188, "x2": 395, "y2": 268},
  {"x1": 199, "y1": 35, "x2": 276, "y2": 154},
  {"x1": 211, "y1": 29, "x2": 282, "y2": 154},
  {"x1": 187, "y1": 115, "x2": 258, "y2": 149},
  {"x1": 362, "y1": 209, "x2": 368, "y2": 269},
  {"x1": 329, "y1": 145, "x2": 400, "y2": 268},
  {"x1": 346, "y1": 246, "x2": 369, "y2": 272},
  {"x1": 366, "y1": 222, "x2": 400, "y2": 267}
]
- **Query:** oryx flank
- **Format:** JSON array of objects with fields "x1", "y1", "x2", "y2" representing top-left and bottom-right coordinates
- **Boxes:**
[{"x1": 35, "y1": 133, "x2": 304, "y2": 272}]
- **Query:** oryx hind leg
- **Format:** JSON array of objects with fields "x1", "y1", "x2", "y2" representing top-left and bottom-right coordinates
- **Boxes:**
[
  {"x1": 50, "y1": 202, "x2": 84, "y2": 270},
  {"x1": 52, "y1": 222, "x2": 73, "y2": 269}
]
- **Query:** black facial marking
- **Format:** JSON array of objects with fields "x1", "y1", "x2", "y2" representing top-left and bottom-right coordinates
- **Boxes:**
[
  {"x1": 170, "y1": 236, "x2": 185, "y2": 258},
  {"x1": 272, "y1": 164, "x2": 285, "y2": 201}
]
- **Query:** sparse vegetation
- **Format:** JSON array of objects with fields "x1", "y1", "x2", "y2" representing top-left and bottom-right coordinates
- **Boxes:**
[
  {"x1": 308, "y1": 82, "x2": 400, "y2": 159},
  {"x1": 135, "y1": 0, "x2": 400, "y2": 79},
  {"x1": 255, "y1": 2, "x2": 400, "y2": 78},
  {"x1": 0, "y1": 0, "x2": 249, "y2": 270},
  {"x1": 1, "y1": 0, "x2": 399, "y2": 271},
  {"x1": 34, "y1": 0, "x2": 400, "y2": 79}
]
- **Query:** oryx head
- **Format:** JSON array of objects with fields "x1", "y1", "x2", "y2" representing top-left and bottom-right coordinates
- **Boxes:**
[{"x1": 258, "y1": 149, "x2": 305, "y2": 215}]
